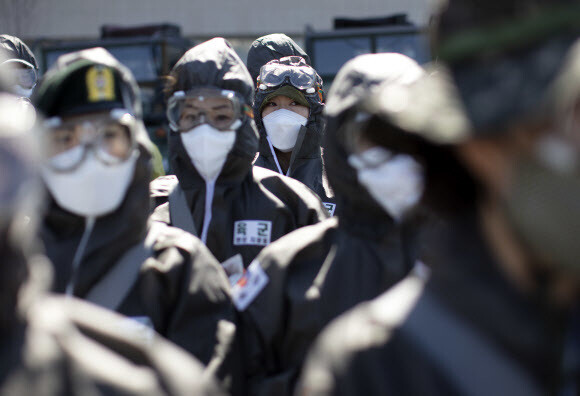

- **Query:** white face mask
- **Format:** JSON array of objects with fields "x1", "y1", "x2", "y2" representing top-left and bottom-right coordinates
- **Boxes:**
[
  {"x1": 180, "y1": 123, "x2": 237, "y2": 181},
  {"x1": 349, "y1": 147, "x2": 424, "y2": 221},
  {"x1": 41, "y1": 149, "x2": 138, "y2": 218},
  {"x1": 262, "y1": 109, "x2": 307, "y2": 152}
]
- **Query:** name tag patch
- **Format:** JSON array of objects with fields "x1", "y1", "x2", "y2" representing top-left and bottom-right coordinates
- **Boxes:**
[
  {"x1": 232, "y1": 260, "x2": 269, "y2": 311},
  {"x1": 323, "y1": 202, "x2": 336, "y2": 216},
  {"x1": 233, "y1": 220, "x2": 272, "y2": 246}
]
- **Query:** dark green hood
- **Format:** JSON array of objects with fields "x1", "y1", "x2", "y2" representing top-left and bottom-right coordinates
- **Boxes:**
[{"x1": 247, "y1": 33, "x2": 311, "y2": 84}]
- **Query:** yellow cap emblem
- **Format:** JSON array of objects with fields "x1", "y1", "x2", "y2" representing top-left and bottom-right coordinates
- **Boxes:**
[{"x1": 86, "y1": 65, "x2": 115, "y2": 102}]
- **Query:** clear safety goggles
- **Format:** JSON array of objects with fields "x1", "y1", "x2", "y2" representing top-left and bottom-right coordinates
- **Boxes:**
[
  {"x1": 167, "y1": 88, "x2": 251, "y2": 132},
  {"x1": 0, "y1": 59, "x2": 37, "y2": 90},
  {"x1": 44, "y1": 109, "x2": 137, "y2": 172},
  {"x1": 257, "y1": 61, "x2": 319, "y2": 94}
]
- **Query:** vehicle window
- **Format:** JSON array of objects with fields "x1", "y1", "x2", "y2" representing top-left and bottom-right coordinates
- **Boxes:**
[
  {"x1": 376, "y1": 33, "x2": 430, "y2": 64},
  {"x1": 44, "y1": 45, "x2": 158, "y2": 82},
  {"x1": 106, "y1": 45, "x2": 158, "y2": 81},
  {"x1": 312, "y1": 37, "x2": 371, "y2": 77}
]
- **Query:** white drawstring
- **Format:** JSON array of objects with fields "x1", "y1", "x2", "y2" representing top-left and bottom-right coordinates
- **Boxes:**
[
  {"x1": 266, "y1": 136, "x2": 290, "y2": 176},
  {"x1": 65, "y1": 216, "x2": 96, "y2": 296},
  {"x1": 200, "y1": 179, "x2": 216, "y2": 244}
]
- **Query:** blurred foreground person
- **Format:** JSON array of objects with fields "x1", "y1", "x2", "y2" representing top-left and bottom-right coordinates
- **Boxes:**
[
  {"x1": 236, "y1": 53, "x2": 427, "y2": 396},
  {"x1": 150, "y1": 38, "x2": 327, "y2": 278},
  {"x1": 0, "y1": 34, "x2": 38, "y2": 98},
  {"x1": 253, "y1": 56, "x2": 335, "y2": 213},
  {"x1": 298, "y1": 1, "x2": 580, "y2": 394},
  {"x1": 32, "y1": 47, "x2": 238, "y2": 386},
  {"x1": 0, "y1": 93, "x2": 221, "y2": 396}
]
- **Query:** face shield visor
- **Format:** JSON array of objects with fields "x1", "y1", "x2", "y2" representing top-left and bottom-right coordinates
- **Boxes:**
[
  {"x1": 166, "y1": 87, "x2": 251, "y2": 132},
  {"x1": 44, "y1": 109, "x2": 138, "y2": 172}
]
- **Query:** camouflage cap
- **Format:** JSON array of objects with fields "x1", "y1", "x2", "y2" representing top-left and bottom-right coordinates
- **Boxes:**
[
  {"x1": 431, "y1": 0, "x2": 580, "y2": 134},
  {"x1": 259, "y1": 85, "x2": 309, "y2": 114}
]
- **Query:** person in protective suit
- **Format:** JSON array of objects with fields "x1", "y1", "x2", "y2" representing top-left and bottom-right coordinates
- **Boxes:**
[
  {"x1": 234, "y1": 52, "x2": 427, "y2": 396},
  {"x1": 297, "y1": 1, "x2": 580, "y2": 395},
  {"x1": 0, "y1": 91, "x2": 222, "y2": 396},
  {"x1": 32, "y1": 47, "x2": 239, "y2": 387},
  {"x1": 0, "y1": 34, "x2": 38, "y2": 99},
  {"x1": 247, "y1": 34, "x2": 333, "y2": 211},
  {"x1": 150, "y1": 37, "x2": 328, "y2": 278},
  {"x1": 252, "y1": 55, "x2": 335, "y2": 214}
]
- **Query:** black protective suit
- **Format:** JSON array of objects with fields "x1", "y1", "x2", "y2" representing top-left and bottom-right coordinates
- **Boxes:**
[
  {"x1": 235, "y1": 54, "x2": 421, "y2": 396},
  {"x1": 246, "y1": 33, "x2": 311, "y2": 85},
  {"x1": 35, "y1": 50, "x2": 237, "y2": 382},
  {"x1": 2, "y1": 288, "x2": 224, "y2": 396},
  {"x1": 298, "y1": 208, "x2": 576, "y2": 395},
  {"x1": 150, "y1": 38, "x2": 328, "y2": 269},
  {"x1": 247, "y1": 34, "x2": 334, "y2": 211}
]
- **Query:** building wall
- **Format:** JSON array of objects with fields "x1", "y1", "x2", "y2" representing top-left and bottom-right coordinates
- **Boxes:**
[{"x1": 9, "y1": 0, "x2": 431, "y2": 40}]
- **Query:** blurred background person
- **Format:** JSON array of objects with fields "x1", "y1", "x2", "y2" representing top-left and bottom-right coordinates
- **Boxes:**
[
  {"x1": 150, "y1": 38, "x2": 328, "y2": 280},
  {"x1": 297, "y1": 0, "x2": 580, "y2": 394}
]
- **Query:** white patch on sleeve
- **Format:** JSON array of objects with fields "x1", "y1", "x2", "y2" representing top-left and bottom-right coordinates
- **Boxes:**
[
  {"x1": 323, "y1": 202, "x2": 336, "y2": 216},
  {"x1": 117, "y1": 316, "x2": 154, "y2": 345},
  {"x1": 221, "y1": 253, "x2": 245, "y2": 286},
  {"x1": 232, "y1": 260, "x2": 269, "y2": 311},
  {"x1": 233, "y1": 220, "x2": 272, "y2": 246}
]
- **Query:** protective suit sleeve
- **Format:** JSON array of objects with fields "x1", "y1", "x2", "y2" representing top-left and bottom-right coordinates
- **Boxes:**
[{"x1": 139, "y1": 226, "x2": 243, "y2": 392}]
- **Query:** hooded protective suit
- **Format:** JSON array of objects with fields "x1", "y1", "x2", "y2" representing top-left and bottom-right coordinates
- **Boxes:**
[
  {"x1": 297, "y1": 4, "x2": 580, "y2": 395},
  {"x1": 150, "y1": 38, "x2": 328, "y2": 270},
  {"x1": 0, "y1": 93, "x2": 222, "y2": 396},
  {"x1": 0, "y1": 34, "x2": 38, "y2": 70},
  {"x1": 246, "y1": 33, "x2": 311, "y2": 85},
  {"x1": 249, "y1": 36, "x2": 334, "y2": 211},
  {"x1": 0, "y1": 35, "x2": 38, "y2": 98},
  {"x1": 235, "y1": 53, "x2": 425, "y2": 396},
  {"x1": 33, "y1": 48, "x2": 237, "y2": 384}
]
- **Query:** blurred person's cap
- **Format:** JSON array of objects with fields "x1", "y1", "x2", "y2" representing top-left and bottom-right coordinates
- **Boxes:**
[
  {"x1": 429, "y1": 0, "x2": 580, "y2": 134},
  {"x1": 34, "y1": 48, "x2": 135, "y2": 118}
]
